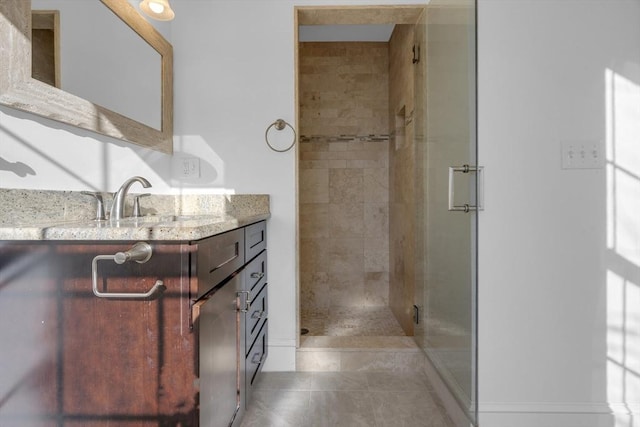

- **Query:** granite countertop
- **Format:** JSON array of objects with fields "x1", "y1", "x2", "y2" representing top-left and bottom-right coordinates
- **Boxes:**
[{"x1": 0, "y1": 190, "x2": 270, "y2": 241}]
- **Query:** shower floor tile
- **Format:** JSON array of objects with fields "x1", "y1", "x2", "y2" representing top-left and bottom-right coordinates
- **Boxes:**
[{"x1": 301, "y1": 306, "x2": 406, "y2": 336}]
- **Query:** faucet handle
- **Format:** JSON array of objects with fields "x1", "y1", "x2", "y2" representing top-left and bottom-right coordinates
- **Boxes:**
[
  {"x1": 81, "y1": 191, "x2": 106, "y2": 221},
  {"x1": 132, "y1": 193, "x2": 151, "y2": 217}
]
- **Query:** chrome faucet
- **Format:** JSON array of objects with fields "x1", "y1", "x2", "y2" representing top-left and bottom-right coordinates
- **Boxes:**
[{"x1": 110, "y1": 176, "x2": 152, "y2": 221}]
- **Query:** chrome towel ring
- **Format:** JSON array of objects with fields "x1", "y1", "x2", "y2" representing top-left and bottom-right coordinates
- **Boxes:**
[{"x1": 265, "y1": 119, "x2": 296, "y2": 152}]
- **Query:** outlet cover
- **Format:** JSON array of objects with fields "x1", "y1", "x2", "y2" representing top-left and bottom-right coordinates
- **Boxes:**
[
  {"x1": 561, "y1": 140, "x2": 604, "y2": 169},
  {"x1": 173, "y1": 156, "x2": 201, "y2": 179}
]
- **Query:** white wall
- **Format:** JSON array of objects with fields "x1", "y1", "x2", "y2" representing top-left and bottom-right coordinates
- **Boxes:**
[
  {"x1": 478, "y1": 0, "x2": 640, "y2": 426},
  {"x1": 0, "y1": 0, "x2": 425, "y2": 372}
]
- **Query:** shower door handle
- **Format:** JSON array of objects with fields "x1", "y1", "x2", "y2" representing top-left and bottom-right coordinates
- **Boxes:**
[{"x1": 448, "y1": 165, "x2": 484, "y2": 212}]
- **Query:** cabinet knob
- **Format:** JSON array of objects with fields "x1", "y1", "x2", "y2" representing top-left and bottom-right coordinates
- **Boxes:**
[
  {"x1": 251, "y1": 310, "x2": 267, "y2": 319},
  {"x1": 251, "y1": 353, "x2": 265, "y2": 365}
]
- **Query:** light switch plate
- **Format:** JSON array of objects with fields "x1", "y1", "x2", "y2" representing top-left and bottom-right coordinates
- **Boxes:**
[{"x1": 561, "y1": 140, "x2": 604, "y2": 169}]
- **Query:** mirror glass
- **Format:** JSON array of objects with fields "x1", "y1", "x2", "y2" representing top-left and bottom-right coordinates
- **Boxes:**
[
  {"x1": 0, "y1": 0, "x2": 173, "y2": 153},
  {"x1": 31, "y1": 0, "x2": 161, "y2": 130}
]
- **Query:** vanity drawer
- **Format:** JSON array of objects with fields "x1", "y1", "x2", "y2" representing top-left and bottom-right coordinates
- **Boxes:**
[
  {"x1": 196, "y1": 228, "x2": 245, "y2": 297},
  {"x1": 245, "y1": 321, "x2": 268, "y2": 406},
  {"x1": 243, "y1": 250, "x2": 267, "y2": 296},
  {"x1": 245, "y1": 283, "x2": 267, "y2": 355},
  {"x1": 244, "y1": 221, "x2": 266, "y2": 262}
]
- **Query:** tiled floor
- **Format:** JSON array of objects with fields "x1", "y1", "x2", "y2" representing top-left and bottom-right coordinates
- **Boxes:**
[
  {"x1": 240, "y1": 371, "x2": 455, "y2": 427},
  {"x1": 301, "y1": 306, "x2": 406, "y2": 336},
  {"x1": 275, "y1": 307, "x2": 453, "y2": 425}
]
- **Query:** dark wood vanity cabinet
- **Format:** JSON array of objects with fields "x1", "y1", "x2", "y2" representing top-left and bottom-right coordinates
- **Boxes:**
[{"x1": 0, "y1": 220, "x2": 268, "y2": 427}]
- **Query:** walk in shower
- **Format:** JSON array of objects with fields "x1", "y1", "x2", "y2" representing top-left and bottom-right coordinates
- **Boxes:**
[
  {"x1": 296, "y1": 2, "x2": 478, "y2": 423},
  {"x1": 298, "y1": 39, "x2": 401, "y2": 338}
]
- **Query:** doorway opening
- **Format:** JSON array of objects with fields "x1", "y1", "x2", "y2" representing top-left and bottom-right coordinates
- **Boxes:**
[{"x1": 295, "y1": 4, "x2": 424, "y2": 355}]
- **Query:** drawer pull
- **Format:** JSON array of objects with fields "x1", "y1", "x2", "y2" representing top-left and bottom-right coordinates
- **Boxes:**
[
  {"x1": 251, "y1": 310, "x2": 267, "y2": 319},
  {"x1": 210, "y1": 242, "x2": 239, "y2": 274},
  {"x1": 251, "y1": 353, "x2": 265, "y2": 365},
  {"x1": 250, "y1": 272, "x2": 264, "y2": 279}
]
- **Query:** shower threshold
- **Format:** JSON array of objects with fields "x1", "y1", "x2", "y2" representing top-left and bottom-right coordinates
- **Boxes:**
[{"x1": 296, "y1": 335, "x2": 424, "y2": 372}]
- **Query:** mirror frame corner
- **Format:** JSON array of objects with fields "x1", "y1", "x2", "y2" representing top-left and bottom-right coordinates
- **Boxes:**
[{"x1": 0, "y1": 0, "x2": 173, "y2": 154}]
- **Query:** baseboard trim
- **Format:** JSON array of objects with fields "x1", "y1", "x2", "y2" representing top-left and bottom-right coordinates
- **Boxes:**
[
  {"x1": 262, "y1": 341, "x2": 296, "y2": 371},
  {"x1": 478, "y1": 401, "x2": 640, "y2": 427},
  {"x1": 480, "y1": 401, "x2": 640, "y2": 414},
  {"x1": 478, "y1": 411, "x2": 616, "y2": 427}
]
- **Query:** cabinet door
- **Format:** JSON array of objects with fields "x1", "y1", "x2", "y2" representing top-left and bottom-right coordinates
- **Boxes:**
[
  {"x1": 196, "y1": 275, "x2": 241, "y2": 427},
  {"x1": 245, "y1": 320, "x2": 268, "y2": 407},
  {"x1": 245, "y1": 282, "x2": 268, "y2": 357},
  {"x1": 0, "y1": 243, "x2": 198, "y2": 427},
  {"x1": 0, "y1": 244, "x2": 60, "y2": 426}
]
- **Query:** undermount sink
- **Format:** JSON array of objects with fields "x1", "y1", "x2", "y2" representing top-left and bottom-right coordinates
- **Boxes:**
[
  {"x1": 62, "y1": 214, "x2": 226, "y2": 229},
  {"x1": 105, "y1": 214, "x2": 222, "y2": 226}
]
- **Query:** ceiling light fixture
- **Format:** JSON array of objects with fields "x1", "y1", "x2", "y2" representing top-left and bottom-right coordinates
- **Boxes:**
[{"x1": 139, "y1": 0, "x2": 175, "y2": 21}]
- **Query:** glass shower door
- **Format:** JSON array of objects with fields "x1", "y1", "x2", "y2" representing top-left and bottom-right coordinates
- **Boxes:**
[{"x1": 415, "y1": 0, "x2": 478, "y2": 423}]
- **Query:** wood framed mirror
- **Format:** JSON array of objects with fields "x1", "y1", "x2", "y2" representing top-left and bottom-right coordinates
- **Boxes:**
[{"x1": 0, "y1": 0, "x2": 173, "y2": 154}]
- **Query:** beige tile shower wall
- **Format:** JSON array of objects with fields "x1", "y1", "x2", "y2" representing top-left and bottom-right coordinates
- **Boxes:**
[
  {"x1": 389, "y1": 24, "x2": 417, "y2": 336},
  {"x1": 299, "y1": 42, "x2": 390, "y2": 315},
  {"x1": 299, "y1": 140, "x2": 390, "y2": 313},
  {"x1": 299, "y1": 42, "x2": 389, "y2": 137}
]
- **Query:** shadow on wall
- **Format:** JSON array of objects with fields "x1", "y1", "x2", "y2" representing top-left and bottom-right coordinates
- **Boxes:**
[
  {"x1": 0, "y1": 157, "x2": 35, "y2": 178},
  {"x1": 0, "y1": 124, "x2": 39, "y2": 179},
  {"x1": 0, "y1": 104, "x2": 173, "y2": 192},
  {"x1": 0, "y1": 107, "x2": 117, "y2": 190},
  {"x1": 0, "y1": 123, "x2": 106, "y2": 187},
  {"x1": 0, "y1": 110, "x2": 228, "y2": 194},
  {"x1": 0, "y1": 108, "x2": 169, "y2": 193},
  {"x1": 605, "y1": 65, "x2": 640, "y2": 424}
]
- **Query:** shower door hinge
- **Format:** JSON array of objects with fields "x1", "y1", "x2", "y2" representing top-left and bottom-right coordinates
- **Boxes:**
[{"x1": 412, "y1": 45, "x2": 420, "y2": 64}]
